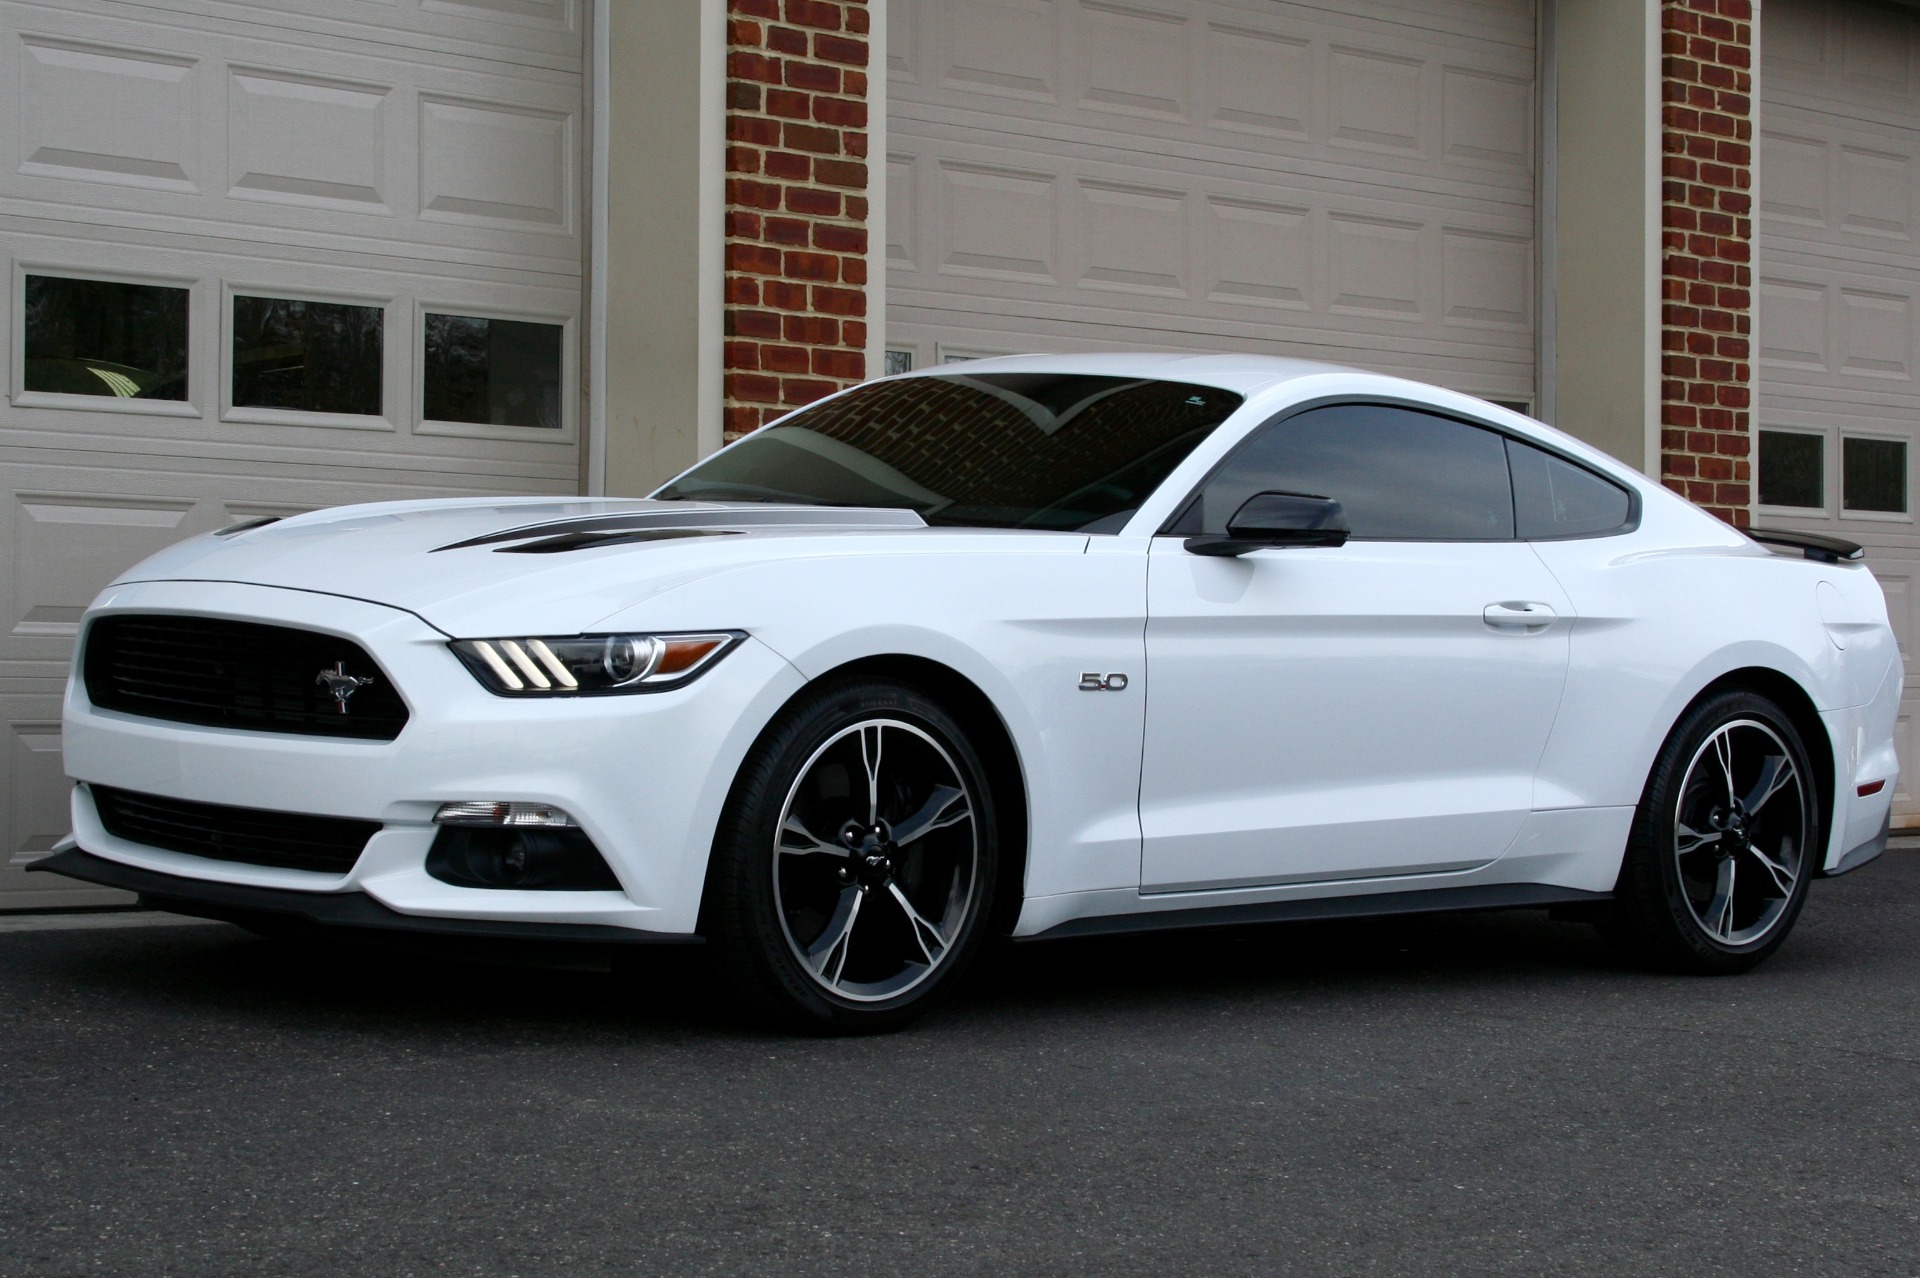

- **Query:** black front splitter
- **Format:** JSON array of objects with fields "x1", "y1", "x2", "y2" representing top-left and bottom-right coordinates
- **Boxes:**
[{"x1": 29, "y1": 848, "x2": 699, "y2": 946}]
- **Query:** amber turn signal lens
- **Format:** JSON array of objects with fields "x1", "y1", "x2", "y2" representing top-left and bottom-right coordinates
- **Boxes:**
[{"x1": 656, "y1": 637, "x2": 727, "y2": 676}]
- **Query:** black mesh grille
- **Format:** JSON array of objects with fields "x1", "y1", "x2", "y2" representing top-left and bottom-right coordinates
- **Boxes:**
[
  {"x1": 83, "y1": 614, "x2": 408, "y2": 741},
  {"x1": 91, "y1": 785, "x2": 380, "y2": 875}
]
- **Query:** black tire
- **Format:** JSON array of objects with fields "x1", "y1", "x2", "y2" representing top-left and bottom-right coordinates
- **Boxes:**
[
  {"x1": 702, "y1": 677, "x2": 1001, "y2": 1033},
  {"x1": 1602, "y1": 689, "x2": 1821, "y2": 974}
]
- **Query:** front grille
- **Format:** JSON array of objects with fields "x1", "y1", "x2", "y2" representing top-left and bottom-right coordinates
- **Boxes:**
[
  {"x1": 83, "y1": 614, "x2": 408, "y2": 741},
  {"x1": 91, "y1": 785, "x2": 380, "y2": 875}
]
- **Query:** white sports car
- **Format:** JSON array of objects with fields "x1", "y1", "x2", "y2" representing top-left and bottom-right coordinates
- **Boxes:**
[{"x1": 39, "y1": 355, "x2": 1900, "y2": 1031}]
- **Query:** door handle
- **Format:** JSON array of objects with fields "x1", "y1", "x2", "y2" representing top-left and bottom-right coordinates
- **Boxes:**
[{"x1": 1483, "y1": 601, "x2": 1556, "y2": 634}]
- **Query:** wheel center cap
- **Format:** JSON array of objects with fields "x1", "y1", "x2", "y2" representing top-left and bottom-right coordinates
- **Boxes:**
[{"x1": 840, "y1": 820, "x2": 896, "y2": 887}]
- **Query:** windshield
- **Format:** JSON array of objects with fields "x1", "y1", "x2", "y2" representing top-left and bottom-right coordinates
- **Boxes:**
[{"x1": 653, "y1": 372, "x2": 1243, "y2": 531}]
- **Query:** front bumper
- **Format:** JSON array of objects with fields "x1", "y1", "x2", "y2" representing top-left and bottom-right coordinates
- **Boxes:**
[
  {"x1": 31, "y1": 847, "x2": 697, "y2": 944},
  {"x1": 58, "y1": 579, "x2": 807, "y2": 935}
]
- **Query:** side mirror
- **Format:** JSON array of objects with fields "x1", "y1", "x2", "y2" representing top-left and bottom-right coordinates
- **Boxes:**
[{"x1": 1184, "y1": 491, "x2": 1351, "y2": 557}]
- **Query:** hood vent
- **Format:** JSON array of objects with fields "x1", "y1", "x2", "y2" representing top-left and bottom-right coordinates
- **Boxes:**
[{"x1": 434, "y1": 504, "x2": 926, "y2": 553}]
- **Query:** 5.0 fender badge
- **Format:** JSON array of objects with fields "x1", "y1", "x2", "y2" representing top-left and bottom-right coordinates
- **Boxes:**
[
  {"x1": 316, "y1": 661, "x2": 376, "y2": 714},
  {"x1": 1079, "y1": 672, "x2": 1129, "y2": 692}
]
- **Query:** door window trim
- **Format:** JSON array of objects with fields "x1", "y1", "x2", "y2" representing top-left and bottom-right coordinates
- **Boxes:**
[{"x1": 1157, "y1": 395, "x2": 1641, "y2": 543}]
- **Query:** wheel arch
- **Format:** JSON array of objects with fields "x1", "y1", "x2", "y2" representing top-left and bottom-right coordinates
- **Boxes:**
[
  {"x1": 698, "y1": 653, "x2": 1032, "y2": 938},
  {"x1": 1676, "y1": 666, "x2": 1836, "y2": 852}
]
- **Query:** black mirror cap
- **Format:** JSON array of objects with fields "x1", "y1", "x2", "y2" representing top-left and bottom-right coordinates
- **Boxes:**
[{"x1": 1185, "y1": 491, "x2": 1351, "y2": 556}]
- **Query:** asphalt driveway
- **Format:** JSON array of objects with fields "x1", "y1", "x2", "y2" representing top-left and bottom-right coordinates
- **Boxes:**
[{"x1": 2, "y1": 853, "x2": 1916, "y2": 1277}]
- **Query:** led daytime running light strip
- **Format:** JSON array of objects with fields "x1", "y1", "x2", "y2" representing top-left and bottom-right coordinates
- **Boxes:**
[{"x1": 470, "y1": 638, "x2": 589, "y2": 691}]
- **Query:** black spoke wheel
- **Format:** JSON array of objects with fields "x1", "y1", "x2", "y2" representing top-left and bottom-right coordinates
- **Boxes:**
[
  {"x1": 703, "y1": 678, "x2": 1000, "y2": 1032},
  {"x1": 1603, "y1": 689, "x2": 1820, "y2": 973}
]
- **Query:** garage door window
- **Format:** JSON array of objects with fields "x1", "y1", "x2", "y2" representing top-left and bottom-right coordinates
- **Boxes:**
[
  {"x1": 233, "y1": 296, "x2": 382, "y2": 417},
  {"x1": 422, "y1": 312, "x2": 562, "y2": 430},
  {"x1": 1843, "y1": 437, "x2": 1907, "y2": 515},
  {"x1": 22, "y1": 275, "x2": 188, "y2": 402},
  {"x1": 1758, "y1": 430, "x2": 1824, "y2": 509}
]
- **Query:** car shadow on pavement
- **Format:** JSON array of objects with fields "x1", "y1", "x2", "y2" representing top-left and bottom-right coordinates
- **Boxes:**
[
  {"x1": 6, "y1": 901, "x2": 1736, "y2": 1042},
  {"x1": 11, "y1": 855, "x2": 1905, "y2": 1043}
]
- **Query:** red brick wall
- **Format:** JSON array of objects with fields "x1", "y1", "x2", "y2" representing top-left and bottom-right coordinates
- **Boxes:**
[
  {"x1": 1659, "y1": 0, "x2": 1755, "y2": 526},
  {"x1": 724, "y1": 0, "x2": 871, "y2": 442}
]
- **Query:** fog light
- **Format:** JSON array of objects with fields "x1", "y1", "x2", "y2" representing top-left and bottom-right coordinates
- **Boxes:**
[
  {"x1": 433, "y1": 800, "x2": 577, "y2": 828},
  {"x1": 425, "y1": 824, "x2": 622, "y2": 891}
]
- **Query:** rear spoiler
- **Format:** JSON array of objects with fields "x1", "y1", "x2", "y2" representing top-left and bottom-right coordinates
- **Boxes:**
[{"x1": 1747, "y1": 527, "x2": 1865, "y2": 564}]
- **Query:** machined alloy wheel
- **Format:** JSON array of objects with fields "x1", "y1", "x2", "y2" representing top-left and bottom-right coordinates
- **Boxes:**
[
  {"x1": 774, "y1": 719, "x2": 980, "y2": 1002},
  {"x1": 1605, "y1": 689, "x2": 1820, "y2": 974},
  {"x1": 704, "y1": 678, "x2": 1000, "y2": 1032},
  {"x1": 1671, "y1": 719, "x2": 1809, "y2": 947}
]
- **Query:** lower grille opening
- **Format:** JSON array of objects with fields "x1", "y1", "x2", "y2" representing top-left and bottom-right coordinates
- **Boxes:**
[
  {"x1": 91, "y1": 785, "x2": 380, "y2": 875},
  {"x1": 426, "y1": 826, "x2": 621, "y2": 891}
]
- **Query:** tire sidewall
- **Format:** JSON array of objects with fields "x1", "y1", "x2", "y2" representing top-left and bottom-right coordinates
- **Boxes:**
[{"x1": 708, "y1": 677, "x2": 1001, "y2": 1031}]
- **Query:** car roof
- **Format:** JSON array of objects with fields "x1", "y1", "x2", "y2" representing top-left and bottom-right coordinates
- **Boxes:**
[
  {"x1": 892, "y1": 351, "x2": 1362, "y2": 392},
  {"x1": 884, "y1": 351, "x2": 1672, "y2": 503}
]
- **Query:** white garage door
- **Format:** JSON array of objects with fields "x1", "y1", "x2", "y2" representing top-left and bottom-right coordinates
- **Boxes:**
[
  {"x1": 0, "y1": 0, "x2": 585, "y2": 906},
  {"x1": 884, "y1": 0, "x2": 1537, "y2": 404},
  {"x1": 1756, "y1": 0, "x2": 1920, "y2": 824}
]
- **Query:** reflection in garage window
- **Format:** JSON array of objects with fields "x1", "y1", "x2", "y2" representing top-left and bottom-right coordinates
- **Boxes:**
[
  {"x1": 232, "y1": 296, "x2": 382, "y2": 416},
  {"x1": 1759, "y1": 430, "x2": 1824, "y2": 509},
  {"x1": 422, "y1": 313, "x2": 563, "y2": 430},
  {"x1": 23, "y1": 275, "x2": 188, "y2": 401},
  {"x1": 1844, "y1": 436, "x2": 1906, "y2": 514}
]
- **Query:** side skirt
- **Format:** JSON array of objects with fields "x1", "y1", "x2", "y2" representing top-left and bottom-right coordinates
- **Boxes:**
[{"x1": 1018, "y1": 883, "x2": 1613, "y2": 943}]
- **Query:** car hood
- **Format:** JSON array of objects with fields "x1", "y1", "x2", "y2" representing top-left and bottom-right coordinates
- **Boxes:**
[{"x1": 108, "y1": 497, "x2": 953, "y2": 636}]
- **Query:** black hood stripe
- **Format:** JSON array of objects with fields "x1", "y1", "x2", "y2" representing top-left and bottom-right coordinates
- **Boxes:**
[{"x1": 432, "y1": 505, "x2": 927, "y2": 552}]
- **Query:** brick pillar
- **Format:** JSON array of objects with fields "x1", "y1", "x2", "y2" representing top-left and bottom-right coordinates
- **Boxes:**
[
  {"x1": 723, "y1": 0, "x2": 871, "y2": 442},
  {"x1": 1659, "y1": 0, "x2": 1755, "y2": 526}
]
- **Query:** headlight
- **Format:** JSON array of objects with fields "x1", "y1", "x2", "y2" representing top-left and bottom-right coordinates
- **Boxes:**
[{"x1": 449, "y1": 631, "x2": 743, "y2": 695}]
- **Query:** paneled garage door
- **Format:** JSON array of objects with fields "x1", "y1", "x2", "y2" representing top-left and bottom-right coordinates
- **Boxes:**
[
  {"x1": 884, "y1": 0, "x2": 1537, "y2": 403},
  {"x1": 0, "y1": 0, "x2": 585, "y2": 906},
  {"x1": 1756, "y1": 0, "x2": 1920, "y2": 824}
]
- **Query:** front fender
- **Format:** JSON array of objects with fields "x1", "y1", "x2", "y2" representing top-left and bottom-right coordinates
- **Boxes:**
[{"x1": 590, "y1": 542, "x2": 1153, "y2": 898}]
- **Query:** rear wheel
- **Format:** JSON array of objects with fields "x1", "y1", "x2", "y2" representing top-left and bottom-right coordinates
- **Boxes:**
[
  {"x1": 703, "y1": 678, "x2": 1000, "y2": 1033},
  {"x1": 1603, "y1": 689, "x2": 1819, "y2": 973}
]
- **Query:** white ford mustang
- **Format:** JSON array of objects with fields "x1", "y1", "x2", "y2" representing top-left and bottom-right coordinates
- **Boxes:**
[{"x1": 40, "y1": 354, "x2": 1900, "y2": 1031}]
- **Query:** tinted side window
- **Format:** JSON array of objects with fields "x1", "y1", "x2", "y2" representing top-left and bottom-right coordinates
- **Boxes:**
[
  {"x1": 1196, "y1": 404, "x2": 1515, "y2": 540},
  {"x1": 1506, "y1": 438, "x2": 1632, "y2": 538}
]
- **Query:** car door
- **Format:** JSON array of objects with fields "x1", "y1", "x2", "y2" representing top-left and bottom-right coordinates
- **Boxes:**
[{"x1": 1139, "y1": 402, "x2": 1573, "y2": 892}]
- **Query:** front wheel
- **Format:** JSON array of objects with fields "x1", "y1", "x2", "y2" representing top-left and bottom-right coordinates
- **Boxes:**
[
  {"x1": 702, "y1": 678, "x2": 1000, "y2": 1033},
  {"x1": 1602, "y1": 689, "x2": 1820, "y2": 973}
]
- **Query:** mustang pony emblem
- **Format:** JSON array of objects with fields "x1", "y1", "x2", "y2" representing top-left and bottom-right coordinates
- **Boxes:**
[{"x1": 315, "y1": 661, "x2": 375, "y2": 714}]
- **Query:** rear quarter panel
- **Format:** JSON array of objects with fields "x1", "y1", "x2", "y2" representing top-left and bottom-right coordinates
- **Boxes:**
[{"x1": 1529, "y1": 520, "x2": 1895, "y2": 869}]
